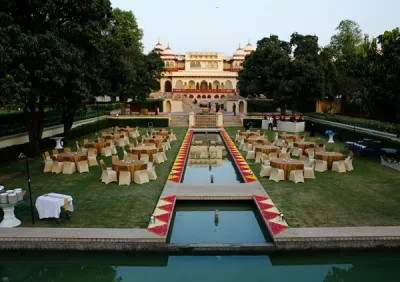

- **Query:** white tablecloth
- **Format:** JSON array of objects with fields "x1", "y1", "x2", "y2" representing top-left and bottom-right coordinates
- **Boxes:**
[{"x1": 35, "y1": 193, "x2": 74, "y2": 219}]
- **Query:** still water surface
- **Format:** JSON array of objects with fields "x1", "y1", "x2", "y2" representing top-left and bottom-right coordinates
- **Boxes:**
[{"x1": 1, "y1": 251, "x2": 400, "y2": 282}]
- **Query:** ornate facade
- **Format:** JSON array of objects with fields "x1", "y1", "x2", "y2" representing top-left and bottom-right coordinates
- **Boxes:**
[{"x1": 153, "y1": 40, "x2": 255, "y2": 100}]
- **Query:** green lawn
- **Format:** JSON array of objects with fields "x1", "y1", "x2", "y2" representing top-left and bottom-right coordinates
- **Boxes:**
[
  {"x1": 0, "y1": 127, "x2": 188, "y2": 228},
  {"x1": 225, "y1": 127, "x2": 400, "y2": 227}
]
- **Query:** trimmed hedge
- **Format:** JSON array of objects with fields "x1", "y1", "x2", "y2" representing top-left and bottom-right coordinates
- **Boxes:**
[
  {"x1": 307, "y1": 113, "x2": 400, "y2": 135},
  {"x1": 0, "y1": 103, "x2": 121, "y2": 137},
  {"x1": 247, "y1": 99, "x2": 278, "y2": 113},
  {"x1": 306, "y1": 120, "x2": 400, "y2": 148},
  {"x1": 130, "y1": 99, "x2": 163, "y2": 112},
  {"x1": 108, "y1": 118, "x2": 169, "y2": 128},
  {"x1": 0, "y1": 119, "x2": 109, "y2": 164}
]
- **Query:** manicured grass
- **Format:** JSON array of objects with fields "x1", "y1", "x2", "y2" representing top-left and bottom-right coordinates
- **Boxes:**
[
  {"x1": 225, "y1": 127, "x2": 400, "y2": 227},
  {"x1": 0, "y1": 127, "x2": 188, "y2": 228}
]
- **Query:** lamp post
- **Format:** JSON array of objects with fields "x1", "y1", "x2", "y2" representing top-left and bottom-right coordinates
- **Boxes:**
[{"x1": 18, "y1": 153, "x2": 35, "y2": 225}]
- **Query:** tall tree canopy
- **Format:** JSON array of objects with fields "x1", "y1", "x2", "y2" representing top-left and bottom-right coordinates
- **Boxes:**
[{"x1": 0, "y1": 1, "x2": 163, "y2": 155}]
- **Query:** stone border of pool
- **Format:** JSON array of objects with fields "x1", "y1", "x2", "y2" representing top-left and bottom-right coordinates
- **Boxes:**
[{"x1": 2, "y1": 127, "x2": 400, "y2": 252}]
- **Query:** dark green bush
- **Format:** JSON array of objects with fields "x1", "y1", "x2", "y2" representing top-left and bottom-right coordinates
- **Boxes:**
[
  {"x1": 307, "y1": 113, "x2": 400, "y2": 135},
  {"x1": 247, "y1": 99, "x2": 278, "y2": 113}
]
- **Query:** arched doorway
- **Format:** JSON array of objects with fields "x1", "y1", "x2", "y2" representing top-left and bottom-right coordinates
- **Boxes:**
[
  {"x1": 208, "y1": 82, "x2": 212, "y2": 89},
  {"x1": 175, "y1": 80, "x2": 183, "y2": 89},
  {"x1": 207, "y1": 95, "x2": 211, "y2": 99},
  {"x1": 215, "y1": 95, "x2": 219, "y2": 99},
  {"x1": 200, "y1": 80, "x2": 208, "y2": 89},
  {"x1": 197, "y1": 95, "x2": 201, "y2": 99},
  {"x1": 165, "y1": 100, "x2": 172, "y2": 113},
  {"x1": 165, "y1": 81, "x2": 172, "y2": 92},
  {"x1": 238, "y1": 101, "x2": 244, "y2": 113},
  {"x1": 213, "y1": 80, "x2": 220, "y2": 89},
  {"x1": 188, "y1": 80, "x2": 195, "y2": 89},
  {"x1": 226, "y1": 80, "x2": 233, "y2": 89},
  {"x1": 189, "y1": 95, "x2": 194, "y2": 99}
]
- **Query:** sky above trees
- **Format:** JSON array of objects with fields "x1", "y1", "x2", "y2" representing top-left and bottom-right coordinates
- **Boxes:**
[{"x1": 111, "y1": 0, "x2": 400, "y2": 54}]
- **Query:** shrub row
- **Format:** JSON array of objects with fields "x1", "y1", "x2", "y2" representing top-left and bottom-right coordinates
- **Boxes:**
[
  {"x1": 247, "y1": 99, "x2": 278, "y2": 113},
  {"x1": 0, "y1": 103, "x2": 121, "y2": 137},
  {"x1": 307, "y1": 113, "x2": 400, "y2": 135},
  {"x1": 0, "y1": 117, "x2": 169, "y2": 164}
]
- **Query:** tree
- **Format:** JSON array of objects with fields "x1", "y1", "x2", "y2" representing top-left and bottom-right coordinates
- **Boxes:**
[{"x1": 330, "y1": 19, "x2": 364, "y2": 59}]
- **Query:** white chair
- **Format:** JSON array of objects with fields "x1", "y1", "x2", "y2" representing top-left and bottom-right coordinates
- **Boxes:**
[
  {"x1": 269, "y1": 152, "x2": 278, "y2": 160},
  {"x1": 140, "y1": 154, "x2": 149, "y2": 163},
  {"x1": 269, "y1": 168, "x2": 285, "y2": 182},
  {"x1": 77, "y1": 158, "x2": 89, "y2": 173},
  {"x1": 303, "y1": 167, "x2": 316, "y2": 179},
  {"x1": 101, "y1": 147, "x2": 112, "y2": 157},
  {"x1": 332, "y1": 160, "x2": 346, "y2": 173},
  {"x1": 154, "y1": 153, "x2": 165, "y2": 164},
  {"x1": 134, "y1": 170, "x2": 150, "y2": 184},
  {"x1": 62, "y1": 161, "x2": 76, "y2": 174},
  {"x1": 289, "y1": 170, "x2": 305, "y2": 183},
  {"x1": 344, "y1": 157, "x2": 354, "y2": 171},
  {"x1": 43, "y1": 159, "x2": 54, "y2": 173},
  {"x1": 118, "y1": 168, "x2": 131, "y2": 186},
  {"x1": 314, "y1": 159, "x2": 328, "y2": 172},
  {"x1": 239, "y1": 140, "x2": 246, "y2": 151},
  {"x1": 246, "y1": 150, "x2": 256, "y2": 160},
  {"x1": 147, "y1": 162, "x2": 157, "y2": 180},
  {"x1": 51, "y1": 160, "x2": 64, "y2": 174},
  {"x1": 259, "y1": 164, "x2": 272, "y2": 178},
  {"x1": 117, "y1": 138, "x2": 125, "y2": 147},
  {"x1": 255, "y1": 152, "x2": 264, "y2": 163},
  {"x1": 100, "y1": 163, "x2": 117, "y2": 184},
  {"x1": 291, "y1": 147, "x2": 302, "y2": 157}
]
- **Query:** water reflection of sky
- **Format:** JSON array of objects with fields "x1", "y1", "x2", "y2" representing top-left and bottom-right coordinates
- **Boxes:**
[
  {"x1": 116, "y1": 256, "x2": 350, "y2": 282},
  {"x1": 183, "y1": 160, "x2": 241, "y2": 183}
]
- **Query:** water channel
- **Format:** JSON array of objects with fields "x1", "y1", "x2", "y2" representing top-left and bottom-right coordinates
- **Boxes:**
[
  {"x1": 1, "y1": 251, "x2": 400, "y2": 281},
  {"x1": 182, "y1": 133, "x2": 243, "y2": 183}
]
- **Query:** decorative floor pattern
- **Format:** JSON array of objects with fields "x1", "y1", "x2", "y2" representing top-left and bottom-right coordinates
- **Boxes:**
[
  {"x1": 220, "y1": 129, "x2": 258, "y2": 183},
  {"x1": 147, "y1": 195, "x2": 177, "y2": 237},
  {"x1": 168, "y1": 130, "x2": 193, "y2": 183},
  {"x1": 253, "y1": 195, "x2": 289, "y2": 236}
]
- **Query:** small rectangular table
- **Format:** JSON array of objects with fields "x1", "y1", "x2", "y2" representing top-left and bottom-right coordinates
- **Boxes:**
[{"x1": 35, "y1": 193, "x2": 74, "y2": 219}]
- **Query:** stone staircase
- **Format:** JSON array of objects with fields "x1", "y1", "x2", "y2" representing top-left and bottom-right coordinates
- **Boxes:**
[
  {"x1": 171, "y1": 115, "x2": 189, "y2": 127},
  {"x1": 223, "y1": 115, "x2": 242, "y2": 127}
]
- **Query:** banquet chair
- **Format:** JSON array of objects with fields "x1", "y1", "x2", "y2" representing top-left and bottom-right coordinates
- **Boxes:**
[
  {"x1": 259, "y1": 164, "x2": 272, "y2": 178},
  {"x1": 344, "y1": 156, "x2": 354, "y2": 171},
  {"x1": 246, "y1": 150, "x2": 256, "y2": 161},
  {"x1": 140, "y1": 153, "x2": 149, "y2": 163},
  {"x1": 100, "y1": 160, "x2": 117, "y2": 184},
  {"x1": 118, "y1": 166, "x2": 131, "y2": 186},
  {"x1": 87, "y1": 150, "x2": 98, "y2": 167},
  {"x1": 279, "y1": 153, "x2": 288, "y2": 159},
  {"x1": 52, "y1": 149, "x2": 59, "y2": 159},
  {"x1": 77, "y1": 156, "x2": 89, "y2": 173},
  {"x1": 62, "y1": 160, "x2": 76, "y2": 174},
  {"x1": 146, "y1": 162, "x2": 157, "y2": 180},
  {"x1": 51, "y1": 159, "x2": 64, "y2": 174},
  {"x1": 303, "y1": 167, "x2": 316, "y2": 179},
  {"x1": 332, "y1": 160, "x2": 346, "y2": 173},
  {"x1": 255, "y1": 152, "x2": 264, "y2": 163},
  {"x1": 134, "y1": 169, "x2": 150, "y2": 184},
  {"x1": 289, "y1": 170, "x2": 305, "y2": 183},
  {"x1": 101, "y1": 146, "x2": 112, "y2": 157},
  {"x1": 159, "y1": 148, "x2": 167, "y2": 161},
  {"x1": 269, "y1": 167, "x2": 285, "y2": 182},
  {"x1": 306, "y1": 148, "x2": 315, "y2": 159},
  {"x1": 154, "y1": 152, "x2": 165, "y2": 164},
  {"x1": 83, "y1": 138, "x2": 89, "y2": 145},
  {"x1": 112, "y1": 155, "x2": 120, "y2": 163},
  {"x1": 268, "y1": 152, "x2": 278, "y2": 161},
  {"x1": 42, "y1": 153, "x2": 54, "y2": 173},
  {"x1": 64, "y1": 147, "x2": 71, "y2": 153},
  {"x1": 314, "y1": 159, "x2": 328, "y2": 172},
  {"x1": 291, "y1": 147, "x2": 302, "y2": 157}
]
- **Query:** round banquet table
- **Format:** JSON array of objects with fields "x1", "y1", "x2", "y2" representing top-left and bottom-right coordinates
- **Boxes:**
[
  {"x1": 84, "y1": 142, "x2": 107, "y2": 155},
  {"x1": 254, "y1": 145, "x2": 280, "y2": 154},
  {"x1": 143, "y1": 136, "x2": 164, "y2": 147},
  {"x1": 315, "y1": 152, "x2": 345, "y2": 169},
  {"x1": 128, "y1": 146, "x2": 158, "y2": 161},
  {"x1": 154, "y1": 130, "x2": 170, "y2": 137},
  {"x1": 240, "y1": 132, "x2": 258, "y2": 138},
  {"x1": 270, "y1": 158, "x2": 304, "y2": 180},
  {"x1": 57, "y1": 152, "x2": 86, "y2": 163},
  {"x1": 278, "y1": 134, "x2": 297, "y2": 141},
  {"x1": 112, "y1": 160, "x2": 146, "y2": 181},
  {"x1": 247, "y1": 136, "x2": 271, "y2": 144},
  {"x1": 294, "y1": 141, "x2": 316, "y2": 150}
]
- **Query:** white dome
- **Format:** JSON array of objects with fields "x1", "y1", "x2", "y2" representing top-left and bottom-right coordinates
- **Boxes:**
[
  {"x1": 162, "y1": 43, "x2": 175, "y2": 57},
  {"x1": 153, "y1": 39, "x2": 164, "y2": 51}
]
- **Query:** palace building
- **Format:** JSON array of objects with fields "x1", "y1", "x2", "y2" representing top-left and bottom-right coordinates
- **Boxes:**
[{"x1": 153, "y1": 40, "x2": 255, "y2": 101}]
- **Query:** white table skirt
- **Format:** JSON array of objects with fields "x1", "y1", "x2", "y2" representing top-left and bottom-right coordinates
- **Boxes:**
[{"x1": 35, "y1": 193, "x2": 74, "y2": 219}]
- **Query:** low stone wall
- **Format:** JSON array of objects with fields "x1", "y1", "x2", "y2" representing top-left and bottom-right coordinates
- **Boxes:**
[{"x1": 2, "y1": 236, "x2": 400, "y2": 253}]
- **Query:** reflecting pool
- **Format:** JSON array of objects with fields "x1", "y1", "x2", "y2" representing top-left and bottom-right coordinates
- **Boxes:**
[
  {"x1": 168, "y1": 201, "x2": 270, "y2": 244},
  {"x1": 182, "y1": 133, "x2": 243, "y2": 184},
  {"x1": 1, "y1": 251, "x2": 400, "y2": 282}
]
